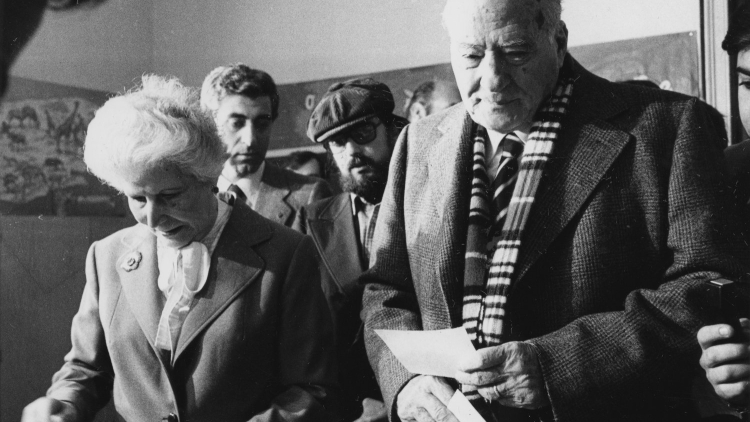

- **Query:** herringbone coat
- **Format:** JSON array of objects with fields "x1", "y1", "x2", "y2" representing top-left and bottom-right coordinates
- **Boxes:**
[{"x1": 361, "y1": 56, "x2": 750, "y2": 422}]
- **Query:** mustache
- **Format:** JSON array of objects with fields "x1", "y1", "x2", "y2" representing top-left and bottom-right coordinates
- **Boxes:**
[{"x1": 348, "y1": 154, "x2": 378, "y2": 170}]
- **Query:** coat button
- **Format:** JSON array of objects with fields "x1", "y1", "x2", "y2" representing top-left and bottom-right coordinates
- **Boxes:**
[{"x1": 162, "y1": 413, "x2": 178, "y2": 422}]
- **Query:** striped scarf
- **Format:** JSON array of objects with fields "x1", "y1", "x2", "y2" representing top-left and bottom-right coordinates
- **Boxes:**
[{"x1": 460, "y1": 70, "x2": 575, "y2": 407}]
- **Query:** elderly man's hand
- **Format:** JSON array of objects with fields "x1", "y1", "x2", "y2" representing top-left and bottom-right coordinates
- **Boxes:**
[
  {"x1": 21, "y1": 397, "x2": 78, "y2": 422},
  {"x1": 454, "y1": 341, "x2": 549, "y2": 409},
  {"x1": 698, "y1": 318, "x2": 750, "y2": 406},
  {"x1": 396, "y1": 375, "x2": 459, "y2": 422}
]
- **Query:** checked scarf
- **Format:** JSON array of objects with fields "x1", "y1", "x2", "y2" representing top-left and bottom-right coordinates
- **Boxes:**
[{"x1": 460, "y1": 69, "x2": 575, "y2": 407}]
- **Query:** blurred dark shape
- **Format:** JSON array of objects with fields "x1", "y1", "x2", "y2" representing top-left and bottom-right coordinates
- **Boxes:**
[{"x1": 0, "y1": 0, "x2": 105, "y2": 97}]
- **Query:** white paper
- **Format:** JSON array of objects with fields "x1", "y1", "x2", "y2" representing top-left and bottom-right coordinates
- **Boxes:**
[
  {"x1": 448, "y1": 391, "x2": 487, "y2": 422},
  {"x1": 374, "y1": 327, "x2": 476, "y2": 378}
]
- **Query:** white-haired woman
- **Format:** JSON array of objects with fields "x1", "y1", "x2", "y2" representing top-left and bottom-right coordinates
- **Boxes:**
[{"x1": 21, "y1": 75, "x2": 338, "y2": 422}]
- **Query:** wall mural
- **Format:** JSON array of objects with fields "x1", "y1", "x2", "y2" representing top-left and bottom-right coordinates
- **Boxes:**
[{"x1": 0, "y1": 77, "x2": 125, "y2": 216}]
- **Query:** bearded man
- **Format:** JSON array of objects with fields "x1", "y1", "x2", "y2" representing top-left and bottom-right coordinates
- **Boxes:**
[{"x1": 296, "y1": 79, "x2": 407, "y2": 422}]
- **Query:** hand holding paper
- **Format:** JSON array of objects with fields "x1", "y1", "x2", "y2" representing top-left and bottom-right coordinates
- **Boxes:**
[
  {"x1": 375, "y1": 328, "x2": 486, "y2": 422},
  {"x1": 454, "y1": 341, "x2": 549, "y2": 409}
]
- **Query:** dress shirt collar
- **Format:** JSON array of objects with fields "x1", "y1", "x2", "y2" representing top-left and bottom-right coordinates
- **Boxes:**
[{"x1": 217, "y1": 161, "x2": 265, "y2": 208}]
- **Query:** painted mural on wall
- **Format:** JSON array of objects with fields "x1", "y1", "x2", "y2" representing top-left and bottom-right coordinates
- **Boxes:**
[{"x1": 0, "y1": 77, "x2": 125, "y2": 216}]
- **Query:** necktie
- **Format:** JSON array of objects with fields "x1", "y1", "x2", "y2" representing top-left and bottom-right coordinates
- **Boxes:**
[
  {"x1": 362, "y1": 203, "x2": 380, "y2": 264},
  {"x1": 226, "y1": 184, "x2": 247, "y2": 202},
  {"x1": 489, "y1": 133, "x2": 524, "y2": 239}
]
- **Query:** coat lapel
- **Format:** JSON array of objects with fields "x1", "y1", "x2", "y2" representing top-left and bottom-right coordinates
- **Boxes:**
[
  {"x1": 173, "y1": 203, "x2": 271, "y2": 362},
  {"x1": 256, "y1": 164, "x2": 293, "y2": 225},
  {"x1": 514, "y1": 64, "x2": 632, "y2": 283},
  {"x1": 307, "y1": 194, "x2": 364, "y2": 297},
  {"x1": 116, "y1": 226, "x2": 163, "y2": 351},
  {"x1": 423, "y1": 108, "x2": 475, "y2": 327}
]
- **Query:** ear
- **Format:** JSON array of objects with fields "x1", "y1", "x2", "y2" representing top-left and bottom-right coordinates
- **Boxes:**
[
  {"x1": 554, "y1": 21, "x2": 568, "y2": 65},
  {"x1": 409, "y1": 103, "x2": 427, "y2": 122}
]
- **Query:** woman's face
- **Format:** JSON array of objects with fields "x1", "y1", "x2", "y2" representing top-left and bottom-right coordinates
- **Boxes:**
[{"x1": 121, "y1": 166, "x2": 217, "y2": 249}]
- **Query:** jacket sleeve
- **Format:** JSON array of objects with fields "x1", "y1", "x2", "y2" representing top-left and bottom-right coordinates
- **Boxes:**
[
  {"x1": 527, "y1": 98, "x2": 750, "y2": 421},
  {"x1": 46, "y1": 241, "x2": 114, "y2": 422},
  {"x1": 360, "y1": 125, "x2": 422, "y2": 422},
  {"x1": 249, "y1": 235, "x2": 340, "y2": 422}
]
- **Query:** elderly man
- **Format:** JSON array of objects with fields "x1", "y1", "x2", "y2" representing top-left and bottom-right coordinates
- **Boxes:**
[
  {"x1": 404, "y1": 80, "x2": 462, "y2": 122},
  {"x1": 297, "y1": 79, "x2": 407, "y2": 422},
  {"x1": 201, "y1": 64, "x2": 332, "y2": 229},
  {"x1": 361, "y1": 0, "x2": 750, "y2": 421}
]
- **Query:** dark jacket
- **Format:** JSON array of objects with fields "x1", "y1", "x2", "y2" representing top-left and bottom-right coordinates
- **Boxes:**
[
  {"x1": 297, "y1": 193, "x2": 383, "y2": 421},
  {"x1": 361, "y1": 55, "x2": 750, "y2": 422}
]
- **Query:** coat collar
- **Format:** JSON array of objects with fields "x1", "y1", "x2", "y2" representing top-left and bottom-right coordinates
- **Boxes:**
[
  {"x1": 116, "y1": 201, "x2": 272, "y2": 363},
  {"x1": 255, "y1": 163, "x2": 293, "y2": 225},
  {"x1": 305, "y1": 194, "x2": 365, "y2": 298},
  {"x1": 513, "y1": 57, "x2": 632, "y2": 282},
  {"x1": 422, "y1": 107, "x2": 476, "y2": 327},
  {"x1": 423, "y1": 55, "x2": 632, "y2": 320}
]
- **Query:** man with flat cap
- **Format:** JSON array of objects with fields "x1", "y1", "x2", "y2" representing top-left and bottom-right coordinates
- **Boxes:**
[
  {"x1": 296, "y1": 79, "x2": 407, "y2": 422},
  {"x1": 360, "y1": 0, "x2": 750, "y2": 421}
]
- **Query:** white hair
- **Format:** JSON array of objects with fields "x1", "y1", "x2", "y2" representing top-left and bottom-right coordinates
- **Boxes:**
[{"x1": 83, "y1": 74, "x2": 228, "y2": 191}]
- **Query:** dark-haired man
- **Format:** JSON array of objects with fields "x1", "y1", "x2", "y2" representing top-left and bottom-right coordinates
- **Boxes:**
[
  {"x1": 296, "y1": 79, "x2": 407, "y2": 422},
  {"x1": 201, "y1": 64, "x2": 332, "y2": 230},
  {"x1": 360, "y1": 0, "x2": 750, "y2": 421}
]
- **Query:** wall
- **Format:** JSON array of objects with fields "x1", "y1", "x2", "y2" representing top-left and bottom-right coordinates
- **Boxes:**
[
  {"x1": 9, "y1": 0, "x2": 701, "y2": 92},
  {"x1": 150, "y1": 0, "x2": 449, "y2": 87},
  {"x1": 10, "y1": 0, "x2": 153, "y2": 93}
]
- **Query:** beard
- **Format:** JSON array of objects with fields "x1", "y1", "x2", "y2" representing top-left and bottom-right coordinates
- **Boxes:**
[{"x1": 338, "y1": 153, "x2": 390, "y2": 204}]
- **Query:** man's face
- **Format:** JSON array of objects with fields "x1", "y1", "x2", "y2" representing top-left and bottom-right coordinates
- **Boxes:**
[
  {"x1": 215, "y1": 94, "x2": 273, "y2": 178},
  {"x1": 738, "y1": 48, "x2": 750, "y2": 136},
  {"x1": 328, "y1": 118, "x2": 393, "y2": 204},
  {"x1": 446, "y1": 0, "x2": 567, "y2": 133}
]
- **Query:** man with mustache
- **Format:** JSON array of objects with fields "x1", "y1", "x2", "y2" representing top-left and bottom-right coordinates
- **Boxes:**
[
  {"x1": 297, "y1": 78, "x2": 407, "y2": 422},
  {"x1": 359, "y1": 0, "x2": 750, "y2": 421},
  {"x1": 201, "y1": 64, "x2": 332, "y2": 230}
]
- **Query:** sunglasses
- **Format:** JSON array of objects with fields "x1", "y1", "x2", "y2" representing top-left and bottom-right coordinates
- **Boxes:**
[{"x1": 326, "y1": 118, "x2": 382, "y2": 150}]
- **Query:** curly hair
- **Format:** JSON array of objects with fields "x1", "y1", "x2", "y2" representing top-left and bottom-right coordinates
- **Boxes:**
[
  {"x1": 84, "y1": 74, "x2": 228, "y2": 191},
  {"x1": 200, "y1": 64, "x2": 280, "y2": 120},
  {"x1": 723, "y1": 2, "x2": 750, "y2": 56}
]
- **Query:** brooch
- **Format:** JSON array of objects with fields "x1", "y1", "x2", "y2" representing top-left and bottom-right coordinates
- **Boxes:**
[{"x1": 121, "y1": 251, "x2": 142, "y2": 272}]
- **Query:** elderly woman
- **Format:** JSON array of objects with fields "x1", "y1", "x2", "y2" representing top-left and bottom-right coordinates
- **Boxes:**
[{"x1": 21, "y1": 75, "x2": 338, "y2": 422}]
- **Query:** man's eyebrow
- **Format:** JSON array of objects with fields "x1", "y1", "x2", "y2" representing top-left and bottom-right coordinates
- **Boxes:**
[
  {"x1": 738, "y1": 66, "x2": 750, "y2": 77},
  {"x1": 455, "y1": 42, "x2": 482, "y2": 49},
  {"x1": 228, "y1": 112, "x2": 247, "y2": 119}
]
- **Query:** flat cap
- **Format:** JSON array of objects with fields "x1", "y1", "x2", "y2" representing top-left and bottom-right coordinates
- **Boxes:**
[{"x1": 307, "y1": 78, "x2": 395, "y2": 143}]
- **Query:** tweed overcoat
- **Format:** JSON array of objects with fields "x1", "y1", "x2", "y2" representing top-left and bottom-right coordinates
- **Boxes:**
[
  {"x1": 361, "y1": 56, "x2": 750, "y2": 422},
  {"x1": 46, "y1": 199, "x2": 339, "y2": 422}
]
